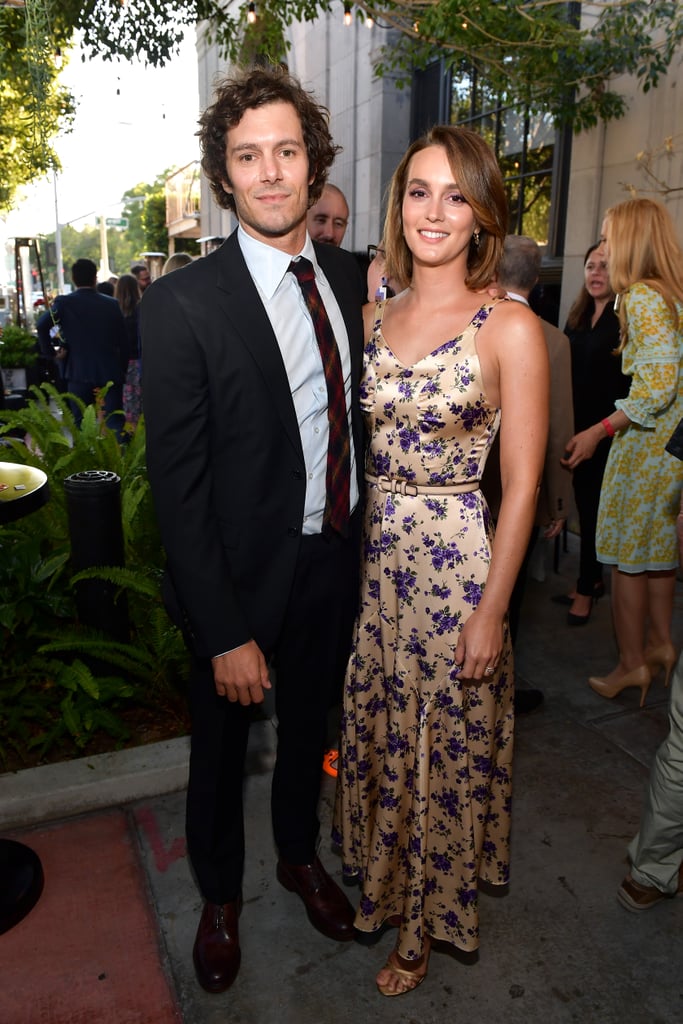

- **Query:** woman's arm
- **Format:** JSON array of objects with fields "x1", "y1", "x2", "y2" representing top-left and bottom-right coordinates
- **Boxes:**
[
  {"x1": 563, "y1": 284, "x2": 679, "y2": 469},
  {"x1": 454, "y1": 302, "x2": 549, "y2": 679},
  {"x1": 561, "y1": 408, "x2": 630, "y2": 469}
]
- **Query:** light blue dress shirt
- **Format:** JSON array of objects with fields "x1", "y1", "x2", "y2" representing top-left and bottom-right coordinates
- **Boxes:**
[{"x1": 238, "y1": 226, "x2": 358, "y2": 535}]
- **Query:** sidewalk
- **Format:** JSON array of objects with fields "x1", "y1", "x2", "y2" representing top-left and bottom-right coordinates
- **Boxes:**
[{"x1": 1, "y1": 535, "x2": 682, "y2": 1024}]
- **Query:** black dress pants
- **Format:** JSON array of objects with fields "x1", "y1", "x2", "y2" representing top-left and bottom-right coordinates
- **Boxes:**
[{"x1": 185, "y1": 522, "x2": 358, "y2": 905}]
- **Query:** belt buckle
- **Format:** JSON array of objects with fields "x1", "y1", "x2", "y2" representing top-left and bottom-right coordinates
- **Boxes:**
[{"x1": 377, "y1": 474, "x2": 417, "y2": 497}]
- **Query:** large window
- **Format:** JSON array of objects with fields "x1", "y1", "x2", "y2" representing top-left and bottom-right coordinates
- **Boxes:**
[
  {"x1": 412, "y1": 61, "x2": 571, "y2": 258},
  {"x1": 451, "y1": 66, "x2": 557, "y2": 245}
]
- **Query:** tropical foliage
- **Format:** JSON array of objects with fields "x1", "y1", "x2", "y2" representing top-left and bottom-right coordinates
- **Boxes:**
[{"x1": 0, "y1": 385, "x2": 188, "y2": 766}]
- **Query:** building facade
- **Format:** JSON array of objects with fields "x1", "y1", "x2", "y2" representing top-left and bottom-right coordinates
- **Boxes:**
[{"x1": 192, "y1": 3, "x2": 682, "y2": 322}]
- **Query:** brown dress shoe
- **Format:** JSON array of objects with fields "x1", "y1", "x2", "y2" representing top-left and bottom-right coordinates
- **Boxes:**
[
  {"x1": 192, "y1": 900, "x2": 241, "y2": 993},
  {"x1": 277, "y1": 856, "x2": 356, "y2": 941},
  {"x1": 617, "y1": 864, "x2": 683, "y2": 913}
]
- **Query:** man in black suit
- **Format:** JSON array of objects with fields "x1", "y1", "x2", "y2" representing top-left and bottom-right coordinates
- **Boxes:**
[
  {"x1": 140, "y1": 66, "x2": 365, "y2": 994},
  {"x1": 37, "y1": 258, "x2": 127, "y2": 432}
]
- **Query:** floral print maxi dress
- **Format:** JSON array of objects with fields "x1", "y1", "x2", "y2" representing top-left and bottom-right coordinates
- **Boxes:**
[
  {"x1": 596, "y1": 283, "x2": 683, "y2": 573},
  {"x1": 333, "y1": 299, "x2": 514, "y2": 961}
]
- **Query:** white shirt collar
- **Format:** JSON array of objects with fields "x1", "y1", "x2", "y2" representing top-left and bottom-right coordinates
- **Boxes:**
[
  {"x1": 505, "y1": 290, "x2": 530, "y2": 307},
  {"x1": 237, "y1": 225, "x2": 319, "y2": 301}
]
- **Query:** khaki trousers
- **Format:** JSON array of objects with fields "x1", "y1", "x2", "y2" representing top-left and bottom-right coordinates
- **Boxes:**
[{"x1": 628, "y1": 653, "x2": 683, "y2": 893}]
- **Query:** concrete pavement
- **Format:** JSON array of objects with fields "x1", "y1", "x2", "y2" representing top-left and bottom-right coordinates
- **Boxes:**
[{"x1": 2, "y1": 533, "x2": 682, "y2": 1024}]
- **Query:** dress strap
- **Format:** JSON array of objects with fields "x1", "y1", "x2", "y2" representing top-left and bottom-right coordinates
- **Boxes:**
[
  {"x1": 459, "y1": 295, "x2": 508, "y2": 348},
  {"x1": 373, "y1": 298, "x2": 388, "y2": 330}
]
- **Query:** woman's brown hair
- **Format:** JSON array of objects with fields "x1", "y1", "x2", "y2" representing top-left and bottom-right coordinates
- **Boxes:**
[
  {"x1": 115, "y1": 273, "x2": 140, "y2": 318},
  {"x1": 565, "y1": 243, "x2": 613, "y2": 333},
  {"x1": 383, "y1": 124, "x2": 508, "y2": 291}
]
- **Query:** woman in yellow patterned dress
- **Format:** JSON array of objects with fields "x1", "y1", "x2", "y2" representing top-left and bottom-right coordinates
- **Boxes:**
[
  {"x1": 563, "y1": 198, "x2": 683, "y2": 706},
  {"x1": 333, "y1": 126, "x2": 548, "y2": 997}
]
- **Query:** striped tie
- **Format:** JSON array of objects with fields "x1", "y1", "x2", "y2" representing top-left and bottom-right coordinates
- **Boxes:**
[{"x1": 289, "y1": 257, "x2": 350, "y2": 537}]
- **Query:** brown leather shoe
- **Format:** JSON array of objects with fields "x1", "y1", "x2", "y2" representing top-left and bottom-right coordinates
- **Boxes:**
[
  {"x1": 617, "y1": 864, "x2": 683, "y2": 913},
  {"x1": 192, "y1": 900, "x2": 241, "y2": 993},
  {"x1": 277, "y1": 856, "x2": 356, "y2": 941}
]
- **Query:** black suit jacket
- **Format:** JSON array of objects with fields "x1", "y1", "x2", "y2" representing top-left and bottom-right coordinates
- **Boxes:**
[
  {"x1": 140, "y1": 232, "x2": 365, "y2": 659},
  {"x1": 36, "y1": 289, "x2": 127, "y2": 384}
]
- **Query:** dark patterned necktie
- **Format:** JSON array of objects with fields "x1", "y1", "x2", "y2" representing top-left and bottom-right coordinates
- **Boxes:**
[{"x1": 289, "y1": 257, "x2": 350, "y2": 537}]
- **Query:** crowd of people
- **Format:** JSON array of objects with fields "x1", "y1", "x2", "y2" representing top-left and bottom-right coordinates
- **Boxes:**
[
  {"x1": 35, "y1": 252, "x2": 194, "y2": 434},
  {"x1": 30, "y1": 62, "x2": 683, "y2": 1001}
]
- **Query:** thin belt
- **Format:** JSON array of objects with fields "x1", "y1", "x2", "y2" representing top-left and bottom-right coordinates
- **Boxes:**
[{"x1": 365, "y1": 472, "x2": 480, "y2": 496}]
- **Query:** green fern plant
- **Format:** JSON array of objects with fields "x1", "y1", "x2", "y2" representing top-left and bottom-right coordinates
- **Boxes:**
[{"x1": 0, "y1": 383, "x2": 188, "y2": 767}]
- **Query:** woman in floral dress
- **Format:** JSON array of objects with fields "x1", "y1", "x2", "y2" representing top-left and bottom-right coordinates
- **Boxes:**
[
  {"x1": 333, "y1": 126, "x2": 549, "y2": 996},
  {"x1": 564, "y1": 198, "x2": 683, "y2": 707}
]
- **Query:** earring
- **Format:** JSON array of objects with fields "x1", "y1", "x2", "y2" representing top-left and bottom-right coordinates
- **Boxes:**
[{"x1": 473, "y1": 229, "x2": 480, "y2": 247}]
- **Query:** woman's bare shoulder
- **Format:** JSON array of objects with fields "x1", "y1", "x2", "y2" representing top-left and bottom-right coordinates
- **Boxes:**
[{"x1": 479, "y1": 298, "x2": 546, "y2": 364}]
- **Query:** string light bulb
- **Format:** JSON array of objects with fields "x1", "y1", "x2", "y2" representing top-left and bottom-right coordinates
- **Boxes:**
[
  {"x1": 365, "y1": 11, "x2": 374, "y2": 27},
  {"x1": 343, "y1": 2, "x2": 352, "y2": 26},
  {"x1": 247, "y1": 1, "x2": 256, "y2": 24}
]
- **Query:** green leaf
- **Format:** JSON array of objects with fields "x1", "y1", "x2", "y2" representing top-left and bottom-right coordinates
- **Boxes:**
[{"x1": 59, "y1": 696, "x2": 83, "y2": 744}]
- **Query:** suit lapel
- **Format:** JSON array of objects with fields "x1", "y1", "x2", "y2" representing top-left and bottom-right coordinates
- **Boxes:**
[{"x1": 214, "y1": 233, "x2": 304, "y2": 461}]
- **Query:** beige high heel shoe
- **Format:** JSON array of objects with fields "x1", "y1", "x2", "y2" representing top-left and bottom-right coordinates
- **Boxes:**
[
  {"x1": 588, "y1": 665, "x2": 652, "y2": 708},
  {"x1": 645, "y1": 643, "x2": 677, "y2": 688}
]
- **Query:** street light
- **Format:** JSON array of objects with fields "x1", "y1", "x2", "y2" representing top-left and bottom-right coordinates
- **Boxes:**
[{"x1": 52, "y1": 169, "x2": 64, "y2": 294}]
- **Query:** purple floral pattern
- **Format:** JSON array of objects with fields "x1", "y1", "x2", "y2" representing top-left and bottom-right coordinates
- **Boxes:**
[{"x1": 333, "y1": 299, "x2": 514, "y2": 960}]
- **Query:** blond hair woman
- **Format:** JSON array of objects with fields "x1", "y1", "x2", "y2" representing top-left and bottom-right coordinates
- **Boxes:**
[{"x1": 563, "y1": 198, "x2": 683, "y2": 705}]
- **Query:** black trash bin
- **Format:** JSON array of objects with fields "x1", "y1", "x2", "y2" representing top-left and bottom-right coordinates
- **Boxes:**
[{"x1": 63, "y1": 469, "x2": 129, "y2": 642}]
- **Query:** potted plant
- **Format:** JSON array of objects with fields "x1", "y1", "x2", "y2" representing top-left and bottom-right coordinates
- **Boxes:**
[{"x1": 0, "y1": 323, "x2": 39, "y2": 392}]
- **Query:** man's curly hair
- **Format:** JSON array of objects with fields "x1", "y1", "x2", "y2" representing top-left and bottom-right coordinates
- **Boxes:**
[{"x1": 198, "y1": 65, "x2": 341, "y2": 213}]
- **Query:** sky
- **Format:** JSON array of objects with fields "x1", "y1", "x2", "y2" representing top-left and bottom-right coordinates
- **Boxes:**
[{"x1": 3, "y1": 30, "x2": 201, "y2": 239}]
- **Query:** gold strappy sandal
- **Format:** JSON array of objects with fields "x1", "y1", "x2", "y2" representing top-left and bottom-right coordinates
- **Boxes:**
[{"x1": 376, "y1": 950, "x2": 428, "y2": 997}]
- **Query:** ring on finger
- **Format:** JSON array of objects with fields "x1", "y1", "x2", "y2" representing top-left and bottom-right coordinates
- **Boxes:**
[{"x1": 484, "y1": 665, "x2": 496, "y2": 676}]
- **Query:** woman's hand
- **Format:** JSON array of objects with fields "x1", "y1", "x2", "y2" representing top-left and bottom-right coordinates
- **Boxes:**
[
  {"x1": 453, "y1": 609, "x2": 504, "y2": 681},
  {"x1": 560, "y1": 425, "x2": 603, "y2": 470}
]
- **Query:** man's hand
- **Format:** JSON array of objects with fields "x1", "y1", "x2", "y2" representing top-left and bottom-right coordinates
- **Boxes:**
[
  {"x1": 543, "y1": 517, "x2": 565, "y2": 540},
  {"x1": 211, "y1": 640, "x2": 271, "y2": 706}
]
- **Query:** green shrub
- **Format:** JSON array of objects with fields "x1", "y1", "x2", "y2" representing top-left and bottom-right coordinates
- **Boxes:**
[
  {"x1": 0, "y1": 383, "x2": 188, "y2": 767},
  {"x1": 0, "y1": 324, "x2": 39, "y2": 368}
]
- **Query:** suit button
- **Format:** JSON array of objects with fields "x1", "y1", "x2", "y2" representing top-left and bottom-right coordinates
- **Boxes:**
[
  {"x1": 292, "y1": 469, "x2": 303, "y2": 479},
  {"x1": 287, "y1": 526, "x2": 299, "y2": 537}
]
